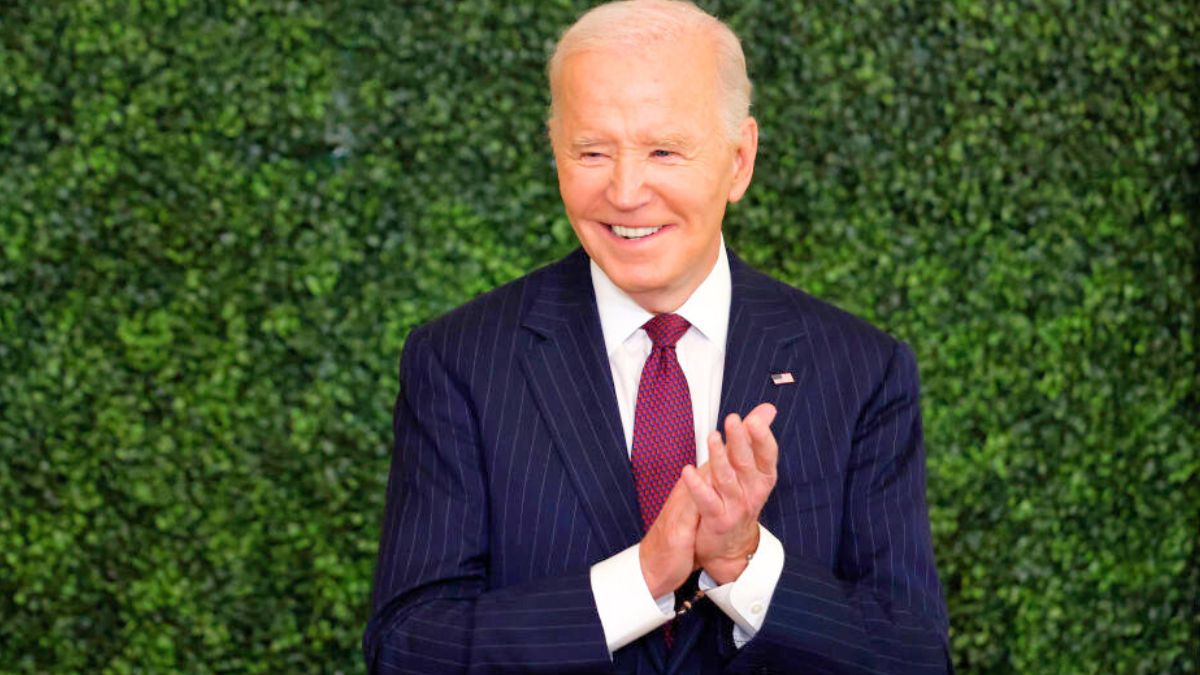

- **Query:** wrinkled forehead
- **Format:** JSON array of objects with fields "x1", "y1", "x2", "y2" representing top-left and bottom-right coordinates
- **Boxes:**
[{"x1": 551, "y1": 46, "x2": 724, "y2": 143}]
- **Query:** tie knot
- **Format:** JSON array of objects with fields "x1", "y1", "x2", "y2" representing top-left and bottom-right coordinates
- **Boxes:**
[{"x1": 643, "y1": 313, "x2": 690, "y2": 348}]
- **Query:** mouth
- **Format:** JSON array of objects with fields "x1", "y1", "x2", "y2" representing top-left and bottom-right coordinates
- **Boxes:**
[{"x1": 604, "y1": 223, "x2": 667, "y2": 241}]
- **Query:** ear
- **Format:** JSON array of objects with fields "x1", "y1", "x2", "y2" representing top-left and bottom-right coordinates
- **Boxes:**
[{"x1": 727, "y1": 117, "x2": 759, "y2": 204}]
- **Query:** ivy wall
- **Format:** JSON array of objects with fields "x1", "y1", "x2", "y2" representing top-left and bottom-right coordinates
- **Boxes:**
[{"x1": 1, "y1": 1, "x2": 1197, "y2": 672}]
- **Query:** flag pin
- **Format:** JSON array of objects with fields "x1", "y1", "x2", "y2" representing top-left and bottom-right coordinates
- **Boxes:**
[{"x1": 771, "y1": 372, "x2": 795, "y2": 385}]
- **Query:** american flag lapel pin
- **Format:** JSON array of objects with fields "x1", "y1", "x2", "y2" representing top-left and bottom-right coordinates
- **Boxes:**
[{"x1": 771, "y1": 371, "x2": 795, "y2": 385}]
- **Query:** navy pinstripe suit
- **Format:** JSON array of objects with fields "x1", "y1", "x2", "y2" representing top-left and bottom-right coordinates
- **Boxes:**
[{"x1": 365, "y1": 248, "x2": 951, "y2": 674}]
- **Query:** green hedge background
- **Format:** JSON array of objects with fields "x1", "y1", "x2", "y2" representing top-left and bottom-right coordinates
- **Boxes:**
[{"x1": 2, "y1": 0, "x2": 1197, "y2": 672}]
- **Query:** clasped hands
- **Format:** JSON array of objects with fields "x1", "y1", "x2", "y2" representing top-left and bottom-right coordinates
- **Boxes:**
[{"x1": 640, "y1": 403, "x2": 779, "y2": 598}]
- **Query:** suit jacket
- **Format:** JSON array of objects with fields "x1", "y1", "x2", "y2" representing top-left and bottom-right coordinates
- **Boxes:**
[{"x1": 364, "y1": 248, "x2": 951, "y2": 674}]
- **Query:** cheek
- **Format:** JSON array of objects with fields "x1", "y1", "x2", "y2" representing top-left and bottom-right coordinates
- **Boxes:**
[
  {"x1": 558, "y1": 169, "x2": 608, "y2": 212},
  {"x1": 655, "y1": 173, "x2": 721, "y2": 217}
]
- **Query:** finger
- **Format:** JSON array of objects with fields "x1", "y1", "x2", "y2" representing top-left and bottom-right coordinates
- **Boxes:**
[
  {"x1": 674, "y1": 489, "x2": 699, "y2": 523},
  {"x1": 725, "y1": 410, "x2": 757, "y2": 473},
  {"x1": 744, "y1": 404, "x2": 779, "y2": 478},
  {"x1": 681, "y1": 464, "x2": 723, "y2": 517},
  {"x1": 745, "y1": 402, "x2": 777, "y2": 429},
  {"x1": 712, "y1": 417, "x2": 745, "y2": 502},
  {"x1": 651, "y1": 489, "x2": 697, "y2": 548},
  {"x1": 663, "y1": 475, "x2": 699, "y2": 520},
  {"x1": 747, "y1": 420, "x2": 778, "y2": 479}
]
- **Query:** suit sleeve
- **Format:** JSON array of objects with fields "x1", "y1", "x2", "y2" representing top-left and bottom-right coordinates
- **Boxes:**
[
  {"x1": 363, "y1": 329, "x2": 613, "y2": 674},
  {"x1": 725, "y1": 341, "x2": 952, "y2": 674}
]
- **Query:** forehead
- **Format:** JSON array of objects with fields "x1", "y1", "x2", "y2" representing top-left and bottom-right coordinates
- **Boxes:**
[{"x1": 553, "y1": 37, "x2": 722, "y2": 138}]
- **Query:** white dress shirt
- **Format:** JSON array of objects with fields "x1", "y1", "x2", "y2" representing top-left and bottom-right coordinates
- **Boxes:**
[{"x1": 587, "y1": 242, "x2": 785, "y2": 653}]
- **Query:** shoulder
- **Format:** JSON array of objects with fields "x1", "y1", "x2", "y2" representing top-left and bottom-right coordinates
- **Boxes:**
[
  {"x1": 403, "y1": 249, "x2": 585, "y2": 361},
  {"x1": 728, "y1": 252, "x2": 920, "y2": 403},
  {"x1": 731, "y1": 252, "x2": 905, "y2": 356}
]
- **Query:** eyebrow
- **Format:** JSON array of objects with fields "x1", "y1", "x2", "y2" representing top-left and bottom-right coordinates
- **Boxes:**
[
  {"x1": 568, "y1": 134, "x2": 697, "y2": 151},
  {"x1": 651, "y1": 134, "x2": 695, "y2": 150},
  {"x1": 569, "y1": 136, "x2": 610, "y2": 150}
]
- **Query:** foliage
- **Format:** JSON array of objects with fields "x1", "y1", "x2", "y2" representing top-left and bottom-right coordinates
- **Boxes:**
[{"x1": 1, "y1": 0, "x2": 1196, "y2": 672}]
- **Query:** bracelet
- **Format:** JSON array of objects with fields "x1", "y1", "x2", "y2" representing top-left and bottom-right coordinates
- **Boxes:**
[
  {"x1": 674, "y1": 588, "x2": 706, "y2": 617},
  {"x1": 674, "y1": 553, "x2": 753, "y2": 617}
]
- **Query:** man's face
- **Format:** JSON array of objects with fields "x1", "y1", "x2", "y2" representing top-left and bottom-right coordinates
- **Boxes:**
[{"x1": 550, "y1": 34, "x2": 757, "y2": 313}]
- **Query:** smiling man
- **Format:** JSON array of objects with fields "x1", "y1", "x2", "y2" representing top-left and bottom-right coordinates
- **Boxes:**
[
  {"x1": 364, "y1": 1, "x2": 950, "y2": 673},
  {"x1": 550, "y1": 24, "x2": 752, "y2": 315}
]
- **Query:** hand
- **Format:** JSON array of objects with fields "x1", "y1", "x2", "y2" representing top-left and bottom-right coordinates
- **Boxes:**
[
  {"x1": 639, "y1": 477, "x2": 701, "y2": 598},
  {"x1": 682, "y1": 403, "x2": 779, "y2": 584}
]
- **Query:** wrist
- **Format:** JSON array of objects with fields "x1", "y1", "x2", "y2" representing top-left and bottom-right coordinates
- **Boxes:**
[
  {"x1": 639, "y1": 543, "x2": 680, "y2": 598},
  {"x1": 699, "y1": 526, "x2": 760, "y2": 584},
  {"x1": 701, "y1": 555, "x2": 751, "y2": 585}
]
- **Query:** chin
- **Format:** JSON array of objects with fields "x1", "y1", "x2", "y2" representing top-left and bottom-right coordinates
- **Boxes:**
[
  {"x1": 610, "y1": 272, "x2": 668, "y2": 296},
  {"x1": 597, "y1": 260, "x2": 658, "y2": 290},
  {"x1": 602, "y1": 262, "x2": 687, "y2": 307}
]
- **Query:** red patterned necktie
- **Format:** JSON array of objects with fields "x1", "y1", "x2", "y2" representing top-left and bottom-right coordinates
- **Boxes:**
[
  {"x1": 631, "y1": 313, "x2": 695, "y2": 530},
  {"x1": 630, "y1": 313, "x2": 694, "y2": 648}
]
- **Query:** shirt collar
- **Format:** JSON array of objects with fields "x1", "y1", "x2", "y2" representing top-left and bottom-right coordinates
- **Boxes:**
[{"x1": 590, "y1": 238, "x2": 732, "y2": 356}]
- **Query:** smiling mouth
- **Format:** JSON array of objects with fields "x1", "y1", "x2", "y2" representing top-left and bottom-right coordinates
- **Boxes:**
[{"x1": 606, "y1": 223, "x2": 664, "y2": 240}]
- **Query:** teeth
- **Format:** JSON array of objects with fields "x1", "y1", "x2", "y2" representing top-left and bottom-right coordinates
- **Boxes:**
[{"x1": 611, "y1": 224, "x2": 663, "y2": 239}]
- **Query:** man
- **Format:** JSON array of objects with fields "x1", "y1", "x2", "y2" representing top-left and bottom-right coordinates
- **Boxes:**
[{"x1": 364, "y1": 1, "x2": 950, "y2": 673}]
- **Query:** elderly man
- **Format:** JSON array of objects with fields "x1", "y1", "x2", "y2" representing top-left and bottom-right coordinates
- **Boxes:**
[{"x1": 364, "y1": 1, "x2": 950, "y2": 673}]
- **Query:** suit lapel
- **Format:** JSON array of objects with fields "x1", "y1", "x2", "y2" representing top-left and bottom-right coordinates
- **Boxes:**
[
  {"x1": 718, "y1": 251, "x2": 809, "y2": 432},
  {"x1": 519, "y1": 249, "x2": 644, "y2": 557}
]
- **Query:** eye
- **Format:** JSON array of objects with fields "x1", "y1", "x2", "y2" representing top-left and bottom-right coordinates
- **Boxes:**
[
  {"x1": 580, "y1": 151, "x2": 607, "y2": 161},
  {"x1": 651, "y1": 149, "x2": 674, "y2": 159}
]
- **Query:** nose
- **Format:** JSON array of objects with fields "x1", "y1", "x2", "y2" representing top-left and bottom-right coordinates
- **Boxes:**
[{"x1": 606, "y1": 154, "x2": 652, "y2": 211}]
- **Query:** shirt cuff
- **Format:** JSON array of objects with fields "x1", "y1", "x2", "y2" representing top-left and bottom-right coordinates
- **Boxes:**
[
  {"x1": 590, "y1": 543, "x2": 675, "y2": 653},
  {"x1": 698, "y1": 523, "x2": 784, "y2": 645}
]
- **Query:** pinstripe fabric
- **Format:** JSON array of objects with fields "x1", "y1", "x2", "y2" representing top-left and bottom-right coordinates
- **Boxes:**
[{"x1": 364, "y1": 248, "x2": 950, "y2": 674}]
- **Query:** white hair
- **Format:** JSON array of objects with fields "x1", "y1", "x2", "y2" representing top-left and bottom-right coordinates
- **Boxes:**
[{"x1": 547, "y1": 0, "x2": 752, "y2": 142}]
